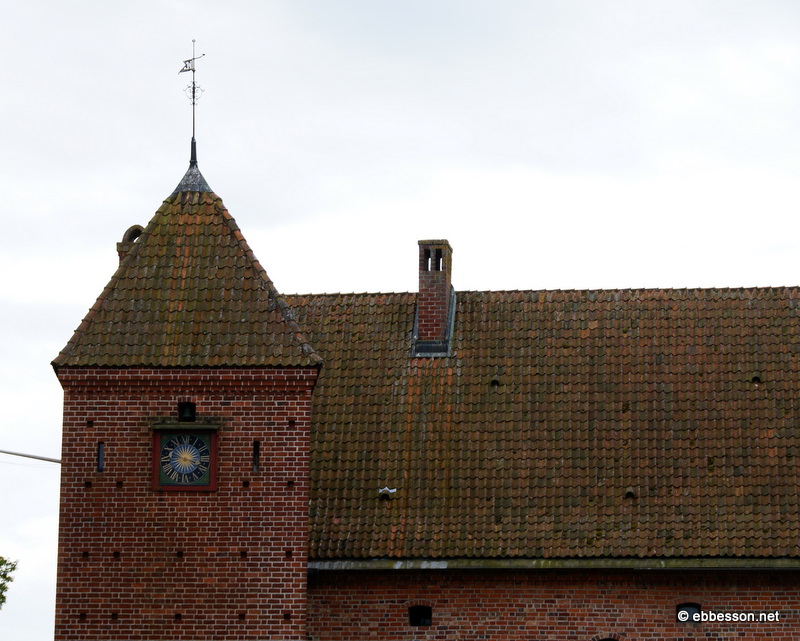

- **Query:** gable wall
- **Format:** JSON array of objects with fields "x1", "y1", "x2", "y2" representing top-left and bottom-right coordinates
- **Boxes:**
[
  {"x1": 54, "y1": 366, "x2": 317, "y2": 641},
  {"x1": 308, "y1": 568, "x2": 800, "y2": 640}
]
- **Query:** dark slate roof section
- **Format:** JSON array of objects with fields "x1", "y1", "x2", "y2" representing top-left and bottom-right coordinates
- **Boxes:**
[
  {"x1": 172, "y1": 162, "x2": 212, "y2": 194},
  {"x1": 172, "y1": 139, "x2": 212, "y2": 194},
  {"x1": 53, "y1": 190, "x2": 321, "y2": 368},
  {"x1": 287, "y1": 288, "x2": 800, "y2": 561}
]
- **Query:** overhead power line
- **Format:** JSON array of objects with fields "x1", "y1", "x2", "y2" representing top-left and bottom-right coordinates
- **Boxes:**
[{"x1": 0, "y1": 449, "x2": 61, "y2": 464}]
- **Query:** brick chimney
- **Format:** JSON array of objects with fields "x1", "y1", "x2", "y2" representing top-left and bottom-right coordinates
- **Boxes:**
[{"x1": 413, "y1": 239, "x2": 454, "y2": 357}]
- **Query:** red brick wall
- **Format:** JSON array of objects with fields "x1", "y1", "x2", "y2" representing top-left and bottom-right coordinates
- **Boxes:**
[
  {"x1": 54, "y1": 366, "x2": 317, "y2": 641},
  {"x1": 308, "y1": 568, "x2": 800, "y2": 640}
]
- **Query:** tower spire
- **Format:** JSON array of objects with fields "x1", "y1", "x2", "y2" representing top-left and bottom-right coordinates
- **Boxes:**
[{"x1": 174, "y1": 40, "x2": 211, "y2": 194}]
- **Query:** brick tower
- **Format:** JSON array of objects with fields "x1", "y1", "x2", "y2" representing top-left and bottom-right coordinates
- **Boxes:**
[{"x1": 52, "y1": 150, "x2": 320, "y2": 640}]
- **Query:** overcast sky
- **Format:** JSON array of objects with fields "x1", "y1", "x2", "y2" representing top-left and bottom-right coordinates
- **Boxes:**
[{"x1": 3, "y1": 1, "x2": 800, "y2": 638}]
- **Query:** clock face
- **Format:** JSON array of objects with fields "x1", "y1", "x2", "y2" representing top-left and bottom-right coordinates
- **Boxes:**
[{"x1": 155, "y1": 431, "x2": 216, "y2": 490}]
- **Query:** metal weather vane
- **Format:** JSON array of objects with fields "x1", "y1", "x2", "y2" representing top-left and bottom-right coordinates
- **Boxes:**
[
  {"x1": 179, "y1": 39, "x2": 205, "y2": 140},
  {"x1": 173, "y1": 40, "x2": 213, "y2": 193}
]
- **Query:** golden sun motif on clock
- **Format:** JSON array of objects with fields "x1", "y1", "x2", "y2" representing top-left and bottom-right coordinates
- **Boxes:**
[{"x1": 171, "y1": 442, "x2": 201, "y2": 473}]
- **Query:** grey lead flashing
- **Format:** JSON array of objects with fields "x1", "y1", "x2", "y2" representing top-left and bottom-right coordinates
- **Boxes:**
[
  {"x1": 308, "y1": 557, "x2": 800, "y2": 571},
  {"x1": 173, "y1": 162, "x2": 212, "y2": 194},
  {"x1": 172, "y1": 138, "x2": 213, "y2": 194}
]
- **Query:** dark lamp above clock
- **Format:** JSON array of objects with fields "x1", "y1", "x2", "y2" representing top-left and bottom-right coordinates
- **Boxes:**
[{"x1": 178, "y1": 401, "x2": 197, "y2": 422}]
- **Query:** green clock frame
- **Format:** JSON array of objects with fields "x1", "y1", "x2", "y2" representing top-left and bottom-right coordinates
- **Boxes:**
[{"x1": 152, "y1": 425, "x2": 218, "y2": 492}]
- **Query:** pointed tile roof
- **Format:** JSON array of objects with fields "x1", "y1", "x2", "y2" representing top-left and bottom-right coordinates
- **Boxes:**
[{"x1": 53, "y1": 185, "x2": 320, "y2": 369}]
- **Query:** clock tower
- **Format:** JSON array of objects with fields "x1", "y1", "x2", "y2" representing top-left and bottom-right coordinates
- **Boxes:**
[{"x1": 52, "y1": 152, "x2": 320, "y2": 640}]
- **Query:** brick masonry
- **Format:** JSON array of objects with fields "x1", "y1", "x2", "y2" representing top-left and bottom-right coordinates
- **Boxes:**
[
  {"x1": 308, "y1": 569, "x2": 800, "y2": 640},
  {"x1": 54, "y1": 366, "x2": 317, "y2": 641}
]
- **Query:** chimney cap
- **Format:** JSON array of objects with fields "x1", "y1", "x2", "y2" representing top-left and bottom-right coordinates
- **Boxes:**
[{"x1": 418, "y1": 239, "x2": 452, "y2": 251}]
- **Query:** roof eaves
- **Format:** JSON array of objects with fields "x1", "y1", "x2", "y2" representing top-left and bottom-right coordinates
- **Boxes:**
[{"x1": 309, "y1": 557, "x2": 800, "y2": 571}]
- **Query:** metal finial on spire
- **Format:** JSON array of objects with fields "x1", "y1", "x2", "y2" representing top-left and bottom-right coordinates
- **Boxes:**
[{"x1": 179, "y1": 39, "x2": 205, "y2": 151}]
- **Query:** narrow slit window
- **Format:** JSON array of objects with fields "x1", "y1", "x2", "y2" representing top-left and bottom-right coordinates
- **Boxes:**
[
  {"x1": 97, "y1": 442, "x2": 105, "y2": 473},
  {"x1": 424, "y1": 248, "x2": 432, "y2": 272},
  {"x1": 434, "y1": 248, "x2": 443, "y2": 271},
  {"x1": 252, "y1": 441, "x2": 261, "y2": 473}
]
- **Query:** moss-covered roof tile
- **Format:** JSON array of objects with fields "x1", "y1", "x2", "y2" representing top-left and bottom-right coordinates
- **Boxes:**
[
  {"x1": 286, "y1": 288, "x2": 800, "y2": 561},
  {"x1": 53, "y1": 190, "x2": 320, "y2": 368}
]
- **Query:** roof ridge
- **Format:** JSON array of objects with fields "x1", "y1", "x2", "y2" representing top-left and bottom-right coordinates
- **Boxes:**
[
  {"x1": 285, "y1": 291, "x2": 415, "y2": 298},
  {"x1": 286, "y1": 287, "x2": 800, "y2": 300},
  {"x1": 457, "y1": 285, "x2": 800, "y2": 295}
]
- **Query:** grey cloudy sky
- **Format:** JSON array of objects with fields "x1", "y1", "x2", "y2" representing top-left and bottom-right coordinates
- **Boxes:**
[{"x1": 3, "y1": 1, "x2": 800, "y2": 638}]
